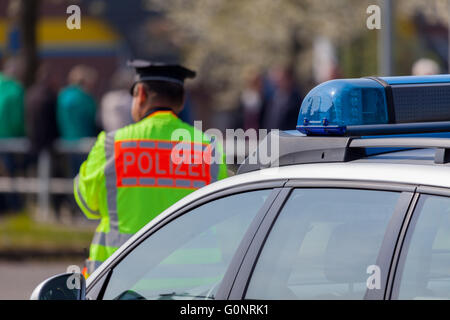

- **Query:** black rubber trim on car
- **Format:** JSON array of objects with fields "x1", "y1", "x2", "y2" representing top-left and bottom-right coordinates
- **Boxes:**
[
  {"x1": 216, "y1": 187, "x2": 285, "y2": 299},
  {"x1": 228, "y1": 187, "x2": 293, "y2": 299},
  {"x1": 416, "y1": 185, "x2": 450, "y2": 197},
  {"x1": 385, "y1": 192, "x2": 420, "y2": 299},
  {"x1": 284, "y1": 179, "x2": 416, "y2": 192},
  {"x1": 92, "y1": 268, "x2": 113, "y2": 300},
  {"x1": 86, "y1": 179, "x2": 288, "y2": 298},
  {"x1": 364, "y1": 191, "x2": 415, "y2": 300}
]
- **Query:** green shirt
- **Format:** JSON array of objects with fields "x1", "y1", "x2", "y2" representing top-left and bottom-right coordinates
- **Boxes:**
[
  {"x1": 0, "y1": 73, "x2": 24, "y2": 138},
  {"x1": 57, "y1": 85, "x2": 97, "y2": 140}
]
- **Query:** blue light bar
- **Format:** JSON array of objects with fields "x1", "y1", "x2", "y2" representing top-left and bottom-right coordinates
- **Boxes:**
[{"x1": 297, "y1": 75, "x2": 450, "y2": 136}]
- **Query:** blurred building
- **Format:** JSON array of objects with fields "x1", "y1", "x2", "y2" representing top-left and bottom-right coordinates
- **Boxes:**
[
  {"x1": 0, "y1": 0, "x2": 181, "y2": 102},
  {"x1": 0, "y1": 1, "x2": 122, "y2": 99}
]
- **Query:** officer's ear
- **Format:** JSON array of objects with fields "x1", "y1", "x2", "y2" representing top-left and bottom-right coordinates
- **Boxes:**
[{"x1": 135, "y1": 84, "x2": 148, "y2": 106}]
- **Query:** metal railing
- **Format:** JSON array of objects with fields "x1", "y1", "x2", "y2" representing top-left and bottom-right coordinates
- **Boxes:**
[
  {"x1": 0, "y1": 136, "x2": 256, "y2": 221},
  {"x1": 0, "y1": 138, "x2": 96, "y2": 221}
]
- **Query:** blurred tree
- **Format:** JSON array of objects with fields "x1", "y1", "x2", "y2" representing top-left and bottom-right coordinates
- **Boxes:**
[
  {"x1": 7, "y1": 0, "x2": 40, "y2": 87},
  {"x1": 153, "y1": 0, "x2": 450, "y2": 111},
  {"x1": 399, "y1": 0, "x2": 448, "y2": 24},
  {"x1": 152, "y1": 0, "x2": 374, "y2": 110},
  {"x1": 18, "y1": 0, "x2": 39, "y2": 87},
  {"x1": 398, "y1": 0, "x2": 449, "y2": 72}
]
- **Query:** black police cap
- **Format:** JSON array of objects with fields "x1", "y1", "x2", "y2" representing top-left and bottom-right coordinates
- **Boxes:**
[{"x1": 128, "y1": 60, "x2": 196, "y2": 94}]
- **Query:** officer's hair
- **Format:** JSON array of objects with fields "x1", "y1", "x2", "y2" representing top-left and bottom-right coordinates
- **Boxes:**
[{"x1": 138, "y1": 81, "x2": 184, "y2": 111}]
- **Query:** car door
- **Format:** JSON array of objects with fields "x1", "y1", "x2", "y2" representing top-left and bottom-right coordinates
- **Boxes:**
[
  {"x1": 229, "y1": 180, "x2": 416, "y2": 300},
  {"x1": 86, "y1": 181, "x2": 286, "y2": 300},
  {"x1": 390, "y1": 187, "x2": 450, "y2": 299}
]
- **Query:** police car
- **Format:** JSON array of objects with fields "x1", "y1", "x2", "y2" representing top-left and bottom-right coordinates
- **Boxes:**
[{"x1": 32, "y1": 75, "x2": 450, "y2": 300}]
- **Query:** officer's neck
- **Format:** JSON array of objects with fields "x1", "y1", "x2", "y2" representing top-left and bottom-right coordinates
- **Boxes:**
[{"x1": 141, "y1": 106, "x2": 176, "y2": 120}]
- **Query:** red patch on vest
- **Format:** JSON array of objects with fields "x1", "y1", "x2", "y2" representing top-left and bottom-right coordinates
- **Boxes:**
[{"x1": 114, "y1": 140, "x2": 212, "y2": 189}]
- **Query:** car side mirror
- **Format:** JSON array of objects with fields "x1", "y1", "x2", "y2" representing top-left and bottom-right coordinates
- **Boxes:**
[{"x1": 30, "y1": 273, "x2": 86, "y2": 300}]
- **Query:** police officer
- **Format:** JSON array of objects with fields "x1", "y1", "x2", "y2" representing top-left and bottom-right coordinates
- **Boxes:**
[{"x1": 74, "y1": 60, "x2": 228, "y2": 277}]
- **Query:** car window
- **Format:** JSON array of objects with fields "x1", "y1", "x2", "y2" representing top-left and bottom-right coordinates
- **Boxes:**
[
  {"x1": 395, "y1": 194, "x2": 450, "y2": 300},
  {"x1": 102, "y1": 189, "x2": 272, "y2": 300},
  {"x1": 245, "y1": 188, "x2": 401, "y2": 300}
]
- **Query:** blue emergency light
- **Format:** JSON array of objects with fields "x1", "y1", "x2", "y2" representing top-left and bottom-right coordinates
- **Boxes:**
[{"x1": 297, "y1": 75, "x2": 450, "y2": 136}]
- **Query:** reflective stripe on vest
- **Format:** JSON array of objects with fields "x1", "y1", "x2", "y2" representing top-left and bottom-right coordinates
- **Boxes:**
[
  {"x1": 91, "y1": 230, "x2": 133, "y2": 247},
  {"x1": 104, "y1": 130, "x2": 134, "y2": 248},
  {"x1": 74, "y1": 175, "x2": 100, "y2": 217}
]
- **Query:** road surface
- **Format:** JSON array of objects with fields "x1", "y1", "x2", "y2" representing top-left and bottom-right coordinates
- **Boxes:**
[{"x1": 0, "y1": 260, "x2": 83, "y2": 300}]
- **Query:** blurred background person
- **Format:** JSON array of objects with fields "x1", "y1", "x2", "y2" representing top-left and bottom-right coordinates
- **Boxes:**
[
  {"x1": 100, "y1": 68, "x2": 134, "y2": 132},
  {"x1": 412, "y1": 58, "x2": 441, "y2": 76},
  {"x1": 25, "y1": 63, "x2": 61, "y2": 219},
  {"x1": 57, "y1": 65, "x2": 98, "y2": 141},
  {"x1": 0, "y1": 57, "x2": 25, "y2": 139},
  {"x1": 0, "y1": 57, "x2": 25, "y2": 213},
  {"x1": 236, "y1": 69, "x2": 268, "y2": 131},
  {"x1": 25, "y1": 63, "x2": 58, "y2": 157},
  {"x1": 57, "y1": 64, "x2": 99, "y2": 177},
  {"x1": 260, "y1": 66, "x2": 302, "y2": 131}
]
